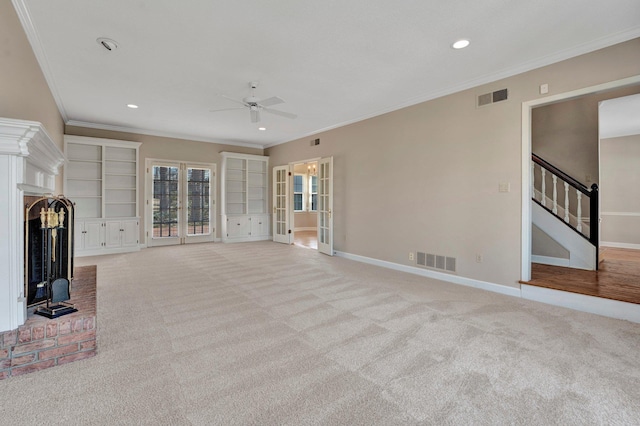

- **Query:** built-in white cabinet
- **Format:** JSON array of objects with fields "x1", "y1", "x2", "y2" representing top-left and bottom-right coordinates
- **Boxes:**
[
  {"x1": 75, "y1": 219, "x2": 103, "y2": 252},
  {"x1": 64, "y1": 135, "x2": 141, "y2": 256},
  {"x1": 221, "y1": 152, "x2": 270, "y2": 242},
  {"x1": 105, "y1": 219, "x2": 139, "y2": 249}
]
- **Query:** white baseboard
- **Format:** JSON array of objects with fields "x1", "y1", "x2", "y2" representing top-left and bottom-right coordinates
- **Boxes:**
[
  {"x1": 294, "y1": 227, "x2": 316, "y2": 232},
  {"x1": 522, "y1": 284, "x2": 640, "y2": 324},
  {"x1": 334, "y1": 251, "x2": 521, "y2": 298},
  {"x1": 333, "y1": 250, "x2": 639, "y2": 324},
  {"x1": 601, "y1": 241, "x2": 640, "y2": 250},
  {"x1": 531, "y1": 255, "x2": 570, "y2": 267}
]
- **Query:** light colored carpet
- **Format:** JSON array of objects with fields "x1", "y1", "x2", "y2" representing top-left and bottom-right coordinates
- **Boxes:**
[{"x1": 2, "y1": 241, "x2": 639, "y2": 425}]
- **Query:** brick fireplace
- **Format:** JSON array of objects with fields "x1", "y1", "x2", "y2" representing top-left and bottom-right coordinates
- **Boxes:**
[
  {"x1": 0, "y1": 117, "x2": 99, "y2": 379},
  {"x1": 0, "y1": 266, "x2": 96, "y2": 379}
]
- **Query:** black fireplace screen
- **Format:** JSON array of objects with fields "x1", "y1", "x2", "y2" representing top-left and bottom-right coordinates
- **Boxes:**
[{"x1": 25, "y1": 196, "x2": 74, "y2": 307}]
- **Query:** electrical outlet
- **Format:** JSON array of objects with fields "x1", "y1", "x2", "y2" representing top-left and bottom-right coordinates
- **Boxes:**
[
  {"x1": 498, "y1": 182, "x2": 510, "y2": 193},
  {"x1": 476, "y1": 254, "x2": 483, "y2": 263},
  {"x1": 409, "y1": 252, "x2": 414, "y2": 261}
]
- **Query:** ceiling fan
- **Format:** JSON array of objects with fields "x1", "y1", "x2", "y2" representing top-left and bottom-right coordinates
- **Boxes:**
[{"x1": 211, "y1": 82, "x2": 297, "y2": 123}]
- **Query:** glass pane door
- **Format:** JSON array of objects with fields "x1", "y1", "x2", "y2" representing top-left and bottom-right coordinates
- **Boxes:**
[
  {"x1": 272, "y1": 165, "x2": 290, "y2": 244},
  {"x1": 318, "y1": 157, "x2": 333, "y2": 255},
  {"x1": 148, "y1": 161, "x2": 215, "y2": 247},
  {"x1": 152, "y1": 164, "x2": 180, "y2": 245},
  {"x1": 184, "y1": 165, "x2": 214, "y2": 244},
  {"x1": 187, "y1": 167, "x2": 210, "y2": 235}
]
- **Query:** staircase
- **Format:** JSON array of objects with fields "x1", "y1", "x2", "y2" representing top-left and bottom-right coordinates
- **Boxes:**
[{"x1": 531, "y1": 154, "x2": 599, "y2": 270}]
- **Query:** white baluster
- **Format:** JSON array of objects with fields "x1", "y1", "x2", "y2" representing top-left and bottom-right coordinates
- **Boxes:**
[
  {"x1": 541, "y1": 168, "x2": 546, "y2": 206},
  {"x1": 552, "y1": 174, "x2": 558, "y2": 214},
  {"x1": 564, "y1": 182, "x2": 570, "y2": 223},
  {"x1": 576, "y1": 191, "x2": 582, "y2": 232}
]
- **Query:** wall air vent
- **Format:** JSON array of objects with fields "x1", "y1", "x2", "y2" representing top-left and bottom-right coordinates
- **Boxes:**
[
  {"x1": 477, "y1": 88, "x2": 508, "y2": 107},
  {"x1": 416, "y1": 251, "x2": 456, "y2": 273}
]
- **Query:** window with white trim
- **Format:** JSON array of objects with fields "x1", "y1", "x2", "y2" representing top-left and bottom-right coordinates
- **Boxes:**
[
  {"x1": 293, "y1": 174, "x2": 304, "y2": 211},
  {"x1": 309, "y1": 175, "x2": 318, "y2": 212}
]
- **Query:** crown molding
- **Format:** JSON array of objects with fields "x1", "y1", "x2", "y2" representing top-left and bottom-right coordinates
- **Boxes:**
[{"x1": 65, "y1": 120, "x2": 264, "y2": 150}]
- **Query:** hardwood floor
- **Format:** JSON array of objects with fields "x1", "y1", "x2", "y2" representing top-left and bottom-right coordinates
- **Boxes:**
[
  {"x1": 293, "y1": 230, "x2": 317, "y2": 250},
  {"x1": 524, "y1": 247, "x2": 640, "y2": 305}
]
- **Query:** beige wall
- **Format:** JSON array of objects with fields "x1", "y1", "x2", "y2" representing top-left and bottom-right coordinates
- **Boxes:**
[
  {"x1": 531, "y1": 225, "x2": 570, "y2": 259},
  {"x1": 65, "y1": 125, "x2": 263, "y2": 241},
  {"x1": 1, "y1": 0, "x2": 64, "y2": 189},
  {"x1": 532, "y1": 85, "x2": 640, "y2": 187},
  {"x1": 267, "y1": 38, "x2": 640, "y2": 288},
  {"x1": 295, "y1": 212, "x2": 317, "y2": 229},
  {"x1": 600, "y1": 134, "x2": 640, "y2": 246}
]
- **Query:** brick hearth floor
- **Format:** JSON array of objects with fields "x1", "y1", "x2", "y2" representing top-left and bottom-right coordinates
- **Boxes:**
[{"x1": 0, "y1": 265, "x2": 97, "y2": 380}]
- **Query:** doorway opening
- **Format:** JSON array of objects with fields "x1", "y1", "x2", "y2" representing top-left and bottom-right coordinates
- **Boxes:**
[
  {"x1": 272, "y1": 156, "x2": 333, "y2": 255},
  {"x1": 521, "y1": 76, "x2": 640, "y2": 307},
  {"x1": 292, "y1": 160, "x2": 319, "y2": 250},
  {"x1": 521, "y1": 75, "x2": 640, "y2": 282}
]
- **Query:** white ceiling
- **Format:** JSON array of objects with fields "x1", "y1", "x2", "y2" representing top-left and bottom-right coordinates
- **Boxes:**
[{"x1": 14, "y1": 0, "x2": 640, "y2": 148}]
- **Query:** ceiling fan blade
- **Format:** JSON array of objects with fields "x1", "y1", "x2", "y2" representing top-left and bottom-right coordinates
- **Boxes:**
[
  {"x1": 259, "y1": 96, "x2": 285, "y2": 107},
  {"x1": 250, "y1": 109, "x2": 260, "y2": 123},
  {"x1": 263, "y1": 107, "x2": 297, "y2": 120},
  {"x1": 221, "y1": 95, "x2": 247, "y2": 106},
  {"x1": 209, "y1": 107, "x2": 245, "y2": 113}
]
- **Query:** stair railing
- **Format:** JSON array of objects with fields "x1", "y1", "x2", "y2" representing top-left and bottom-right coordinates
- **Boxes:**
[{"x1": 531, "y1": 153, "x2": 599, "y2": 267}]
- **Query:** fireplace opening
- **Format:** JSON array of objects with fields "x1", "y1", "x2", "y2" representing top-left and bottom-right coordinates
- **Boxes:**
[{"x1": 24, "y1": 195, "x2": 77, "y2": 318}]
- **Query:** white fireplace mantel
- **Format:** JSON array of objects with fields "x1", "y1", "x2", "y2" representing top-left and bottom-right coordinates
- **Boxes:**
[{"x1": 0, "y1": 117, "x2": 64, "y2": 332}]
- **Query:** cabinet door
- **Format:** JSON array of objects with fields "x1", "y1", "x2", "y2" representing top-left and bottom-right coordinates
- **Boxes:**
[
  {"x1": 74, "y1": 221, "x2": 86, "y2": 251},
  {"x1": 226, "y1": 216, "x2": 250, "y2": 238},
  {"x1": 250, "y1": 215, "x2": 270, "y2": 237},
  {"x1": 84, "y1": 220, "x2": 104, "y2": 251},
  {"x1": 121, "y1": 220, "x2": 139, "y2": 248},
  {"x1": 105, "y1": 221, "x2": 123, "y2": 248}
]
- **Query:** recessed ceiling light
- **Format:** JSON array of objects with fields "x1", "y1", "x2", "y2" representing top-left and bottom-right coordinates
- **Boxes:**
[
  {"x1": 452, "y1": 39, "x2": 470, "y2": 49},
  {"x1": 127, "y1": 104, "x2": 139, "y2": 109},
  {"x1": 97, "y1": 37, "x2": 118, "y2": 51},
  {"x1": 258, "y1": 127, "x2": 266, "y2": 131}
]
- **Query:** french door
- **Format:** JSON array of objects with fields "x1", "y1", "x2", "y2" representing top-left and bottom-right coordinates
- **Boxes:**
[
  {"x1": 147, "y1": 160, "x2": 215, "y2": 247},
  {"x1": 272, "y1": 157, "x2": 333, "y2": 255},
  {"x1": 272, "y1": 165, "x2": 290, "y2": 244},
  {"x1": 317, "y1": 157, "x2": 333, "y2": 255}
]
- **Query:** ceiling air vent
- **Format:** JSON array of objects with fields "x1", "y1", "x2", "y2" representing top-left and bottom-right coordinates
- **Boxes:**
[{"x1": 477, "y1": 88, "x2": 508, "y2": 107}]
